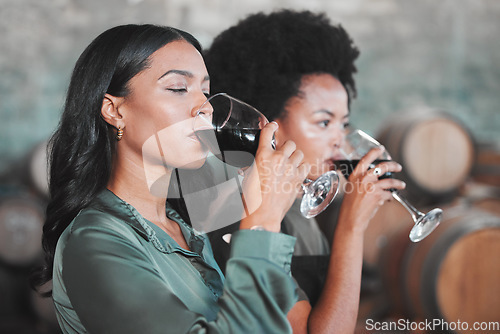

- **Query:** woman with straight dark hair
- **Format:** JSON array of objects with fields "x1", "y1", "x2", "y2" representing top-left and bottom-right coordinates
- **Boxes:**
[{"x1": 31, "y1": 23, "x2": 310, "y2": 333}]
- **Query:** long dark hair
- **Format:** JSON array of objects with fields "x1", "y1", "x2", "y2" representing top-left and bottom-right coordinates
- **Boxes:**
[{"x1": 31, "y1": 24, "x2": 202, "y2": 295}]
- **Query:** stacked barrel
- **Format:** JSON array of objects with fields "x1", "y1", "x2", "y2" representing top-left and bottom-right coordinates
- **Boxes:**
[
  {"x1": 0, "y1": 140, "x2": 59, "y2": 333},
  {"x1": 357, "y1": 108, "x2": 500, "y2": 334}
]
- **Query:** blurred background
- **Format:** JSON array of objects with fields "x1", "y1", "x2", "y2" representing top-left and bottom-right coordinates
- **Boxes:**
[{"x1": 1, "y1": 0, "x2": 499, "y2": 333}]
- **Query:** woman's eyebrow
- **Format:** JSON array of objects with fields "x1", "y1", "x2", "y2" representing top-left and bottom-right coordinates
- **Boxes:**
[
  {"x1": 158, "y1": 69, "x2": 209, "y2": 82},
  {"x1": 313, "y1": 109, "x2": 334, "y2": 117},
  {"x1": 313, "y1": 110, "x2": 350, "y2": 120},
  {"x1": 158, "y1": 69, "x2": 192, "y2": 80}
]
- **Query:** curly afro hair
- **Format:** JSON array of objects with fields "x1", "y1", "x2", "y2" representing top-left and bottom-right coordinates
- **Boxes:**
[{"x1": 204, "y1": 9, "x2": 360, "y2": 121}]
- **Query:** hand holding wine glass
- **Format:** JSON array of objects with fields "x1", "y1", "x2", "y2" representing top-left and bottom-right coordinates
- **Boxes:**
[
  {"x1": 193, "y1": 93, "x2": 339, "y2": 219},
  {"x1": 334, "y1": 146, "x2": 404, "y2": 233},
  {"x1": 239, "y1": 121, "x2": 311, "y2": 231},
  {"x1": 336, "y1": 128, "x2": 442, "y2": 242}
]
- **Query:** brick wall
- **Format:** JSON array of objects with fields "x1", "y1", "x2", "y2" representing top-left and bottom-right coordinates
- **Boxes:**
[{"x1": 1, "y1": 0, "x2": 499, "y2": 171}]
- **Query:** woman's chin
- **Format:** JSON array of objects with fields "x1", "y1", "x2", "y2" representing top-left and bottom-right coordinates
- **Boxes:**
[{"x1": 181, "y1": 156, "x2": 208, "y2": 170}]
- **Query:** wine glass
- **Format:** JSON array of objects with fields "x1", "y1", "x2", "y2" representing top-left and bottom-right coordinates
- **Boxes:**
[
  {"x1": 336, "y1": 128, "x2": 442, "y2": 242},
  {"x1": 193, "y1": 92, "x2": 339, "y2": 218}
]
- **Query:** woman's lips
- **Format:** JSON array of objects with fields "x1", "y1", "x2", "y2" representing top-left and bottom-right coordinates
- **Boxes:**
[
  {"x1": 326, "y1": 155, "x2": 345, "y2": 170},
  {"x1": 331, "y1": 154, "x2": 345, "y2": 161},
  {"x1": 324, "y1": 158, "x2": 336, "y2": 170}
]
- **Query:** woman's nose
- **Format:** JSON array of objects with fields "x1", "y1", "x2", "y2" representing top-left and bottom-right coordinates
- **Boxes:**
[
  {"x1": 192, "y1": 94, "x2": 213, "y2": 118},
  {"x1": 331, "y1": 126, "x2": 345, "y2": 149}
]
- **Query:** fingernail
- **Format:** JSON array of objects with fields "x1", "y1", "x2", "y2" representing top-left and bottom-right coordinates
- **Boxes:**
[{"x1": 271, "y1": 121, "x2": 279, "y2": 128}]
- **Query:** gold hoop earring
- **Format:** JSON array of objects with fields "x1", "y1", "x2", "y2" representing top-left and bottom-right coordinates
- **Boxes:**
[{"x1": 116, "y1": 127, "x2": 123, "y2": 141}]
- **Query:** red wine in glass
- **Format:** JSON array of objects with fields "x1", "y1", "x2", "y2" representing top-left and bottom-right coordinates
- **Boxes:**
[
  {"x1": 194, "y1": 93, "x2": 339, "y2": 218},
  {"x1": 338, "y1": 128, "x2": 442, "y2": 242},
  {"x1": 195, "y1": 128, "x2": 260, "y2": 168}
]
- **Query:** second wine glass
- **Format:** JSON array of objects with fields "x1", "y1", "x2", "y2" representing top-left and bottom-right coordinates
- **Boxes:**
[
  {"x1": 336, "y1": 128, "x2": 442, "y2": 242},
  {"x1": 194, "y1": 93, "x2": 339, "y2": 218}
]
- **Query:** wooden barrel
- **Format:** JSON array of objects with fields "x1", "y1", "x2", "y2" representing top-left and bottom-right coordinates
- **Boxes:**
[
  {"x1": 0, "y1": 140, "x2": 50, "y2": 198},
  {"x1": 472, "y1": 141, "x2": 500, "y2": 187},
  {"x1": 379, "y1": 204, "x2": 500, "y2": 333},
  {"x1": 376, "y1": 108, "x2": 476, "y2": 205},
  {"x1": 461, "y1": 182, "x2": 500, "y2": 216},
  {"x1": 27, "y1": 140, "x2": 50, "y2": 198},
  {"x1": 362, "y1": 199, "x2": 413, "y2": 266},
  {"x1": 0, "y1": 190, "x2": 45, "y2": 267}
]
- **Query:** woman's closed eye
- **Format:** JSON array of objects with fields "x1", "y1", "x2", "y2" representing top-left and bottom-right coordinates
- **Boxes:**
[{"x1": 167, "y1": 87, "x2": 187, "y2": 93}]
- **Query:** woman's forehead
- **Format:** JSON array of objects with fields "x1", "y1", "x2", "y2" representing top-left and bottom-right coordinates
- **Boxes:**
[{"x1": 144, "y1": 40, "x2": 208, "y2": 79}]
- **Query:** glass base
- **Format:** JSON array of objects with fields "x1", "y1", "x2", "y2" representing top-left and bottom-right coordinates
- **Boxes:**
[
  {"x1": 300, "y1": 171, "x2": 339, "y2": 218},
  {"x1": 409, "y1": 208, "x2": 443, "y2": 242}
]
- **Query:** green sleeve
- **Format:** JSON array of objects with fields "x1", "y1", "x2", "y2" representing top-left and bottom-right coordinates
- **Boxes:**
[{"x1": 62, "y1": 223, "x2": 297, "y2": 333}]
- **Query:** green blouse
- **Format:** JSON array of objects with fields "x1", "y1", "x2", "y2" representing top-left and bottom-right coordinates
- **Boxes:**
[{"x1": 52, "y1": 190, "x2": 298, "y2": 333}]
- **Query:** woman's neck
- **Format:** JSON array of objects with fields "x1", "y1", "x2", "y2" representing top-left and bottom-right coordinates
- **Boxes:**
[{"x1": 107, "y1": 157, "x2": 173, "y2": 227}]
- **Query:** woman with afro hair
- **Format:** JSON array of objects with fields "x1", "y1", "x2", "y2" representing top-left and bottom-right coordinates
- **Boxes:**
[{"x1": 204, "y1": 9, "x2": 405, "y2": 333}]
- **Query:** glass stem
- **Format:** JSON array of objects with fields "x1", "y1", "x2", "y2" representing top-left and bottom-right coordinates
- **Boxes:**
[{"x1": 390, "y1": 190, "x2": 424, "y2": 223}]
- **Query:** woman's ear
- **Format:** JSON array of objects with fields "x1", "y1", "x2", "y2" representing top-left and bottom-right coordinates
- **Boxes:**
[{"x1": 101, "y1": 94, "x2": 125, "y2": 129}]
